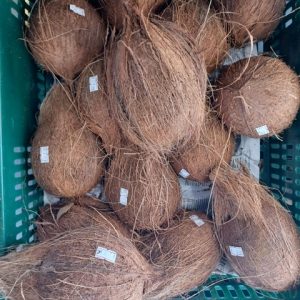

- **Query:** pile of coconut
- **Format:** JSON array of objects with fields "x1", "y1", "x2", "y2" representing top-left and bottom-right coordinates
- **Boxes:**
[{"x1": 1, "y1": 0, "x2": 299, "y2": 299}]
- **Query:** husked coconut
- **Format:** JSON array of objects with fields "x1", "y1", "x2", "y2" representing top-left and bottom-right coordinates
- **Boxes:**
[
  {"x1": 163, "y1": 0, "x2": 229, "y2": 72},
  {"x1": 31, "y1": 84, "x2": 105, "y2": 197},
  {"x1": 105, "y1": 148, "x2": 180, "y2": 230},
  {"x1": 27, "y1": 0, "x2": 106, "y2": 80},
  {"x1": 142, "y1": 211, "x2": 221, "y2": 299},
  {"x1": 171, "y1": 112, "x2": 235, "y2": 182},
  {"x1": 210, "y1": 165, "x2": 300, "y2": 291},
  {"x1": 215, "y1": 56, "x2": 300, "y2": 138}
]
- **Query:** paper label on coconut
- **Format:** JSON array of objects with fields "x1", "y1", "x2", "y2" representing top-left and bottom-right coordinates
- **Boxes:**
[
  {"x1": 179, "y1": 169, "x2": 190, "y2": 179},
  {"x1": 119, "y1": 188, "x2": 128, "y2": 206},
  {"x1": 189, "y1": 215, "x2": 205, "y2": 227},
  {"x1": 89, "y1": 75, "x2": 99, "y2": 92},
  {"x1": 229, "y1": 246, "x2": 244, "y2": 257},
  {"x1": 255, "y1": 125, "x2": 270, "y2": 136},
  {"x1": 40, "y1": 146, "x2": 49, "y2": 164},
  {"x1": 69, "y1": 4, "x2": 85, "y2": 16},
  {"x1": 95, "y1": 247, "x2": 117, "y2": 264}
]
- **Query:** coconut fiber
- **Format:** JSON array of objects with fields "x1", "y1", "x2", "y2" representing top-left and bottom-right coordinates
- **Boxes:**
[
  {"x1": 105, "y1": 147, "x2": 180, "y2": 230},
  {"x1": 0, "y1": 226, "x2": 154, "y2": 300},
  {"x1": 215, "y1": 56, "x2": 300, "y2": 138},
  {"x1": 76, "y1": 59, "x2": 122, "y2": 154},
  {"x1": 27, "y1": 0, "x2": 106, "y2": 81},
  {"x1": 37, "y1": 197, "x2": 130, "y2": 241},
  {"x1": 171, "y1": 111, "x2": 235, "y2": 182},
  {"x1": 31, "y1": 84, "x2": 105, "y2": 197},
  {"x1": 163, "y1": 0, "x2": 229, "y2": 73},
  {"x1": 210, "y1": 165, "x2": 300, "y2": 291},
  {"x1": 215, "y1": 0, "x2": 285, "y2": 46},
  {"x1": 67, "y1": 195, "x2": 112, "y2": 210},
  {"x1": 100, "y1": 0, "x2": 166, "y2": 30},
  {"x1": 142, "y1": 211, "x2": 221, "y2": 299},
  {"x1": 106, "y1": 6, "x2": 207, "y2": 154}
]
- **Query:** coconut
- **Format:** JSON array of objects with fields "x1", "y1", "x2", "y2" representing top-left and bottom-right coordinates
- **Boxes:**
[
  {"x1": 215, "y1": 56, "x2": 300, "y2": 138},
  {"x1": 210, "y1": 165, "x2": 300, "y2": 291},
  {"x1": 76, "y1": 59, "x2": 122, "y2": 154},
  {"x1": 162, "y1": 0, "x2": 229, "y2": 73},
  {"x1": 105, "y1": 147, "x2": 180, "y2": 230},
  {"x1": 0, "y1": 226, "x2": 154, "y2": 300},
  {"x1": 26, "y1": 0, "x2": 106, "y2": 81},
  {"x1": 171, "y1": 111, "x2": 235, "y2": 182},
  {"x1": 31, "y1": 84, "x2": 105, "y2": 197},
  {"x1": 210, "y1": 165, "x2": 264, "y2": 224},
  {"x1": 215, "y1": 0, "x2": 285, "y2": 46},
  {"x1": 105, "y1": 5, "x2": 207, "y2": 154},
  {"x1": 37, "y1": 197, "x2": 130, "y2": 241},
  {"x1": 141, "y1": 211, "x2": 221, "y2": 299}
]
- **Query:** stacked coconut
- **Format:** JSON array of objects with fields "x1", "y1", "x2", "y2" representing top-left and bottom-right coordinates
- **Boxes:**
[{"x1": 0, "y1": 0, "x2": 300, "y2": 299}]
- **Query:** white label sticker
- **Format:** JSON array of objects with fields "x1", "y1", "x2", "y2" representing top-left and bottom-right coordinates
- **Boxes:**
[
  {"x1": 119, "y1": 188, "x2": 128, "y2": 206},
  {"x1": 89, "y1": 75, "x2": 99, "y2": 92},
  {"x1": 69, "y1": 4, "x2": 85, "y2": 16},
  {"x1": 95, "y1": 247, "x2": 117, "y2": 263},
  {"x1": 189, "y1": 215, "x2": 205, "y2": 227},
  {"x1": 40, "y1": 146, "x2": 49, "y2": 164},
  {"x1": 179, "y1": 169, "x2": 190, "y2": 178},
  {"x1": 229, "y1": 246, "x2": 244, "y2": 257},
  {"x1": 255, "y1": 125, "x2": 269, "y2": 136}
]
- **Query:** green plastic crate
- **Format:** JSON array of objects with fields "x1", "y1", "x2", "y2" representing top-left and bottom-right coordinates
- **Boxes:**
[
  {"x1": 0, "y1": 0, "x2": 299, "y2": 299},
  {"x1": 0, "y1": 0, "x2": 46, "y2": 252}
]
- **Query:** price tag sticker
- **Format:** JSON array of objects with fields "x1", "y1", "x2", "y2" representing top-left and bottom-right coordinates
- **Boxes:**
[
  {"x1": 40, "y1": 146, "x2": 49, "y2": 164},
  {"x1": 255, "y1": 125, "x2": 269, "y2": 136},
  {"x1": 179, "y1": 169, "x2": 190, "y2": 179},
  {"x1": 95, "y1": 247, "x2": 117, "y2": 263},
  {"x1": 189, "y1": 215, "x2": 205, "y2": 227},
  {"x1": 119, "y1": 188, "x2": 128, "y2": 206},
  {"x1": 89, "y1": 75, "x2": 99, "y2": 92},
  {"x1": 229, "y1": 246, "x2": 244, "y2": 257},
  {"x1": 69, "y1": 4, "x2": 85, "y2": 16}
]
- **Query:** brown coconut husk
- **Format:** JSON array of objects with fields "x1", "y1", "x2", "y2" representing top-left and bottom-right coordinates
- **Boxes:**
[
  {"x1": 26, "y1": 0, "x2": 106, "y2": 81},
  {"x1": 210, "y1": 165, "x2": 265, "y2": 227},
  {"x1": 170, "y1": 110, "x2": 235, "y2": 182},
  {"x1": 131, "y1": 0, "x2": 167, "y2": 16},
  {"x1": 100, "y1": 0, "x2": 166, "y2": 30},
  {"x1": 215, "y1": 56, "x2": 300, "y2": 138},
  {"x1": 141, "y1": 211, "x2": 221, "y2": 299},
  {"x1": 37, "y1": 197, "x2": 130, "y2": 241},
  {"x1": 99, "y1": 0, "x2": 126, "y2": 30},
  {"x1": 105, "y1": 147, "x2": 180, "y2": 230},
  {"x1": 210, "y1": 165, "x2": 300, "y2": 291},
  {"x1": 0, "y1": 226, "x2": 154, "y2": 300},
  {"x1": 67, "y1": 195, "x2": 111, "y2": 210},
  {"x1": 162, "y1": 0, "x2": 229, "y2": 73},
  {"x1": 76, "y1": 59, "x2": 122, "y2": 154},
  {"x1": 106, "y1": 12, "x2": 207, "y2": 155},
  {"x1": 215, "y1": 0, "x2": 285, "y2": 47},
  {"x1": 31, "y1": 83, "x2": 105, "y2": 197}
]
